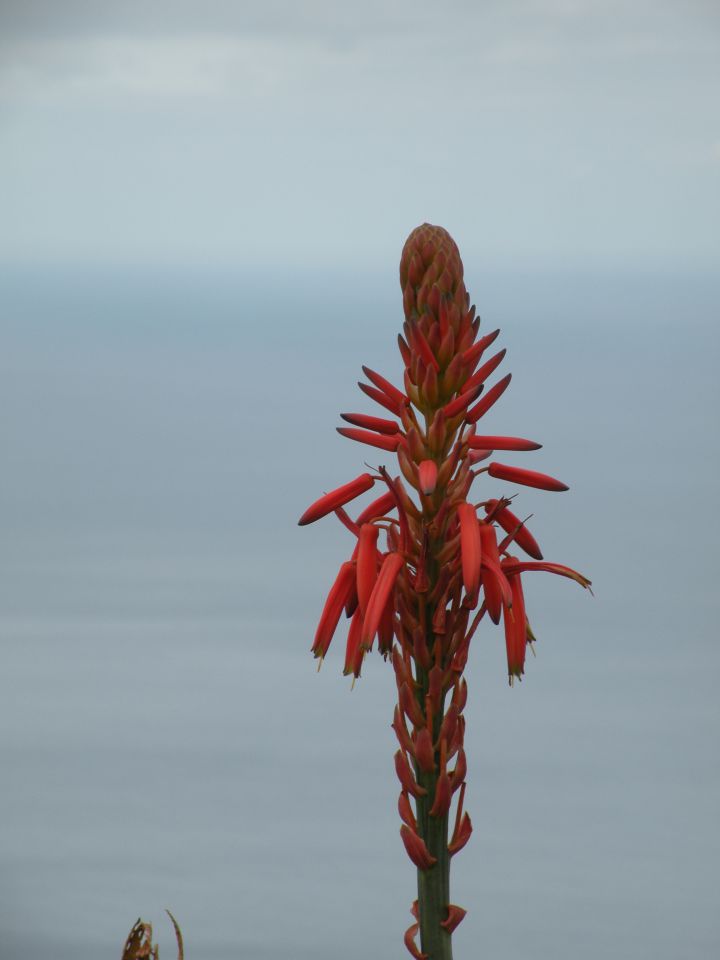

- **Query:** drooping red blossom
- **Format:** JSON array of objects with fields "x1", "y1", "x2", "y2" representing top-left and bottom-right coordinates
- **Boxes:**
[{"x1": 299, "y1": 223, "x2": 589, "y2": 959}]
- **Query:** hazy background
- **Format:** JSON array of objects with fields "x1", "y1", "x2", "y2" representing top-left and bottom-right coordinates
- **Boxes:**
[{"x1": 1, "y1": 2, "x2": 719, "y2": 958}]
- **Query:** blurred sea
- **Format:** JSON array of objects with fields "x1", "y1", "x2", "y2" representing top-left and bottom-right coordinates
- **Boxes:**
[{"x1": 1, "y1": 263, "x2": 719, "y2": 959}]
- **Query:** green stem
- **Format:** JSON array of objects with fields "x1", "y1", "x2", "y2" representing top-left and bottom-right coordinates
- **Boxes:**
[{"x1": 416, "y1": 779, "x2": 453, "y2": 960}]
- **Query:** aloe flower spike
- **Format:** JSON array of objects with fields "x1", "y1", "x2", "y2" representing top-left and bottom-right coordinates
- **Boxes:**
[{"x1": 300, "y1": 223, "x2": 588, "y2": 960}]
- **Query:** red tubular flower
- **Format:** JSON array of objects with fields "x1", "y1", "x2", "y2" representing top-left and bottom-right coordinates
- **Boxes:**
[
  {"x1": 356, "y1": 524, "x2": 380, "y2": 615},
  {"x1": 301, "y1": 223, "x2": 588, "y2": 960},
  {"x1": 362, "y1": 365, "x2": 409, "y2": 410},
  {"x1": 468, "y1": 435, "x2": 542, "y2": 452},
  {"x1": 340, "y1": 412, "x2": 401, "y2": 435},
  {"x1": 359, "y1": 380, "x2": 404, "y2": 416},
  {"x1": 461, "y1": 347, "x2": 507, "y2": 393},
  {"x1": 465, "y1": 372, "x2": 512, "y2": 422},
  {"x1": 461, "y1": 328, "x2": 500, "y2": 370},
  {"x1": 355, "y1": 490, "x2": 396, "y2": 525},
  {"x1": 337, "y1": 427, "x2": 403, "y2": 452},
  {"x1": 311, "y1": 561, "x2": 356, "y2": 659},
  {"x1": 457, "y1": 502, "x2": 482, "y2": 598},
  {"x1": 418, "y1": 459, "x2": 438, "y2": 495},
  {"x1": 298, "y1": 473, "x2": 375, "y2": 526},
  {"x1": 361, "y1": 553, "x2": 404, "y2": 649},
  {"x1": 503, "y1": 570, "x2": 528, "y2": 680},
  {"x1": 488, "y1": 462, "x2": 569, "y2": 492}
]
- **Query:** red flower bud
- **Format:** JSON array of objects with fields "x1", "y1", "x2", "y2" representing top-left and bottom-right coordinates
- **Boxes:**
[
  {"x1": 361, "y1": 552, "x2": 404, "y2": 648},
  {"x1": 488, "y1": 462, "x2": 569, "y2": 492},
  {"x1": 298, "y1": 473, "x2": 375, "y2": 526},
  {"x1": 468, "y1": 435, "x2": 541, "y2": 452},
  {"x1": 362, "y1": 365, "x2": 408, "y2": 410},
  {"x1": 418, "y1": 459, "x2": 438, "y2": 495},
  {"x1": 340, "y1": 412, "x2": 400, "y2": 435},
  {"x1": 461, "y1": 328, "x2": 500, "y2": 370},
  {"x1": 356, "y1": 524, "x2": 380, "y2": 616},
  {"x1": 337, "y1": 427, "x2": 402, "y2": 452},
  {"x1": 355, "y1": 490, "x2": 396, "y2": 525},
  {"x1": 441, "y1": 382, "x2": 484, "y2": 420},
  {"x1": 311, "y1": 561, "x2": 356, "y2": 658},
  {"x1": 457, "y1": 502, "x2": 482, "y2": 598},
  {"x1": 343, "y1": 608, "x2": 364, "y2": 677},
  {"x1": 465, "y1": 372, "x2": 512, "y2": 423},
  {"x1": 503, "y1": 571, "x2": 528, "y2": 680},
  {"x1": 359, "y1": 380, "x2": 403, "y2": 416},
  {"x1": 461, "y1": 348, "x2": 506, "y2": 393}
]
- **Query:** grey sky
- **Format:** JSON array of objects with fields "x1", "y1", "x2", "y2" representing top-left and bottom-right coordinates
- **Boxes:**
[
  {"x1": 1, "y1": 0, "x2": 719, "y2": 270},
  {"x1": 1, "y1": 4, "x2": 720, "y2": 959}
]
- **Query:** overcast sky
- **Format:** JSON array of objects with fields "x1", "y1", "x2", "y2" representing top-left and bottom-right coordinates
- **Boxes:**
[{"x1": 1, "y1": 0, "x2": 719, "y2": 271}]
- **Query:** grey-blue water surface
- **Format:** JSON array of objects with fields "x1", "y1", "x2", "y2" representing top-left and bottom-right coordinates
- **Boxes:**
[{"x1": 1, "y1": 263, "x2": 718, "y2": 958}]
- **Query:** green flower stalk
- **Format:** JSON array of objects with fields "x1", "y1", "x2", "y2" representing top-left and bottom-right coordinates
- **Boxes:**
[{"x1": 299, "y1": 224, "x2": 590, "y2": 959}]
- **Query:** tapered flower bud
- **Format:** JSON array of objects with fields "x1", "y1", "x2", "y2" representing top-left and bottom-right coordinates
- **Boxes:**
[
  {"x1": 340, "y1": 412, "x2": 400, "y2": 435},
  {"x1": 503, "y1": 571, "x2": 528, "y2": 680},
  {"x1": 299, "y1": 473, "x2": 375, "y2": 526},
  {"x1": 442, "y1": 383, "x2": 484, "y2": 420},
  {"x1": 311, "y1": 561, "x2": 356, "y2": 658},
  {"x1": 461, "y1": 348, "x2": 507, "y2": 394},
  {"x1": 357, "y1": 524, "x2": 380, "y2": 615},
  {"x1": 337, "y1": 427, "x2": 402, "y2": 452},
  {"x1": 478, "y1": 523, "x2": 503, "y2": 622},
  {"x1": 468, "y1": 435, "x2": 541, "y2": 452},
  {"x1": 457, "y1": 502, "x2": 482, "y2": 598},
  {"x1": 359, "y1": 380, "x2": 404, "y2": 416},
  {"x1": 466, "y1": 372, "x2": 512, "y2": 422},
  {"x1": 461, "y1": 328, "x2": 500, "y2": 371},
  {"x1": 361, "y1": 553, "x2": 405, "y2": 648},
  {"x1": 362, "y1": 365, "x2": 408, "y2": 410},
  {"x1": 400, "y1": 824, "x2": 437, "y2": 870},
  {"x1": 488, "y1": 462, "x2": 569, "y2": 492},
  {"x1": 343, "y1": 608, "x2": 364, "y2": 677},
  {"x1": 355, "y1": 490, "x2": 396, "y2": 525},
  {"x1": 418, "y1": 459, "x2": 438, "y2": 495}
]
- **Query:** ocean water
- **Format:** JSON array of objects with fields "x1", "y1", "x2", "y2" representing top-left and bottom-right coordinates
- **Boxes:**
[{"x1": 1, "y1": 263, "x2": 718, "y2": 958}]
